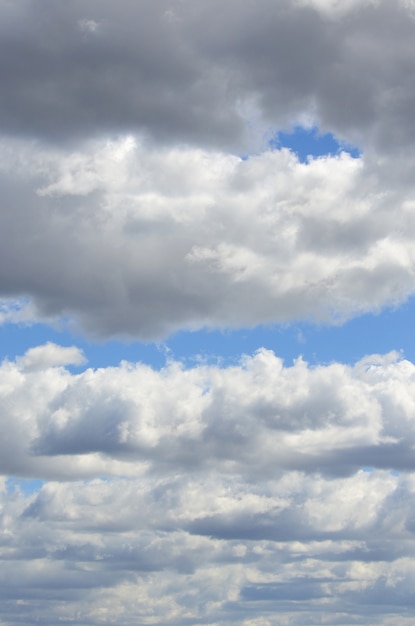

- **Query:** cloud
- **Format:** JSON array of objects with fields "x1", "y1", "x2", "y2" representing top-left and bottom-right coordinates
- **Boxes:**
[
  {"x1": 1, "y1": 1, "x2": 415, "y2": 339},
  {"x1": 6, "y1": 338, "x2": 413, "y2": 626},
  {"x1": 2, "y1": 2, "x2": 415, "y2": 623},
  {"x1": 0, "y1": 0, "x2": 414, "y2": 154},
  {"x1": 78, "y1": 18, "x2": 101, "y2": 34},
  {"x1": 1, "y1": 345, "x2": 414, "y2": 480},
  {"x1": 1, "y1": 137, "x2": 415, "y2": 338},
  {"x1": 9, "y1": 332, "x2": 415, "y2": 626},
  {"x1": 17, "y1": 342, "x2": 86, "y2": 371}
]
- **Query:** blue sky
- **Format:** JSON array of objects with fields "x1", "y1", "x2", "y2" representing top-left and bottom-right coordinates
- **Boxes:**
[
  {"x1": 2, "y1": 2, "x2": 415, "y2": 625},
  {"x1": 273, "y1": 125, "x2": 361, "y2": 162}
]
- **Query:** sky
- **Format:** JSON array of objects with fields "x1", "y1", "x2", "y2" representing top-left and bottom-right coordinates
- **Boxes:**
[{"x1": 2, "y1": 1, "x2": 415, "y2": 624}]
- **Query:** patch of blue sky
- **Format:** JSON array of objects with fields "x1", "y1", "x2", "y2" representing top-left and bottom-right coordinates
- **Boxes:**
[
  {"x1": 1, "y1": 295, "x2": 414, "y2": 370},
  {"x1": 6, "y1": 478, "x2": 44, "y2": 496},
  {"x1": 361, "y1": 468, "x2": 401, "y2": 477},
  {"x1": 270, "y1": 125, "x2": 361, "y2": 162},
  {"x1": 5, "y1": 477, "x2": 118, "y2": 498}
]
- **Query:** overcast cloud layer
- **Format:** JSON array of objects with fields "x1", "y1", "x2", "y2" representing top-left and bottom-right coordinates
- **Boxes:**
[{"x1": 2, "y1": 0, "x2": 415, "y2": 624}]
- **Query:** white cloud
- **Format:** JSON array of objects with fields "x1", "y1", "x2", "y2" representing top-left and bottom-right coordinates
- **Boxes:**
[
  {"x1": 78, "y1": 18, "x2": 100, "y2": 34},
  {"x1": 295, "y1": 0, "x2": 380, "y2": 17},
  {"x1": 1, "y1": 345, "x2": 415, "y2": 480},
  {"x1": 0, "y1": 297, "x2": 35, "y2": 325},
  {"x1": 17, "y1": 342, "x2": 86, "y2": 371}
]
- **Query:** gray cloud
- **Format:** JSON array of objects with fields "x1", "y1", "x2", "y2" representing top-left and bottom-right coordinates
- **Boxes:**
[
  {"x1": 1, "y1": 138, "x2": 415, "y2": 338},
  {"x1": 1, "y1": 0, "x2": 415, "y2": 155},
  {"x1": 0, "y1": 0, "x2": 244, "y2": 149}
]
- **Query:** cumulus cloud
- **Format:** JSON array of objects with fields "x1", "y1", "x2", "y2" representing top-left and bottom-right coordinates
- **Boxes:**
[
  {"x1": 1, "y1": 345, "x2": 414, "y2": 480},
  {"x1": 0, "y1": 137, "x2": 415, "y2": 338},
  {"x1": 1, "y1": 346, "x2": 415, "y2": 623},
  {"x1": 17, "y1": 342, "x2": 86, "y2": 371}
]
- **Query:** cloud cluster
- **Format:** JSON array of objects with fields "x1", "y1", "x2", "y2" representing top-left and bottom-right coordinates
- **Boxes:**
[
  {"x1": 1, "y1": 344, "x2": 415, "y2": 480},
  {"x1": 3, "y1": 470, "x2": 415, "y2": 625},
  {"x1": 1, "y1": 345, "x2": 415, "y2": 624},
  {"x1": 1, "y1": 136, "x2": 415, "y2": 338}
]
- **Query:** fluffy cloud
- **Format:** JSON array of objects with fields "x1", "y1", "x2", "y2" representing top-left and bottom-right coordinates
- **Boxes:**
[
  {"x1": 1, "y1": 345, "x2": 415, "y2": 624},
  {"x1": 1, "y1": 344, "x2": 414, "y2": 480},
  {"x1": 17, "y1": 342, "x2": 86, "y2": 371},
  {"x1": 1, "y1": 136, "x2": 415, "y2": 338}
]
